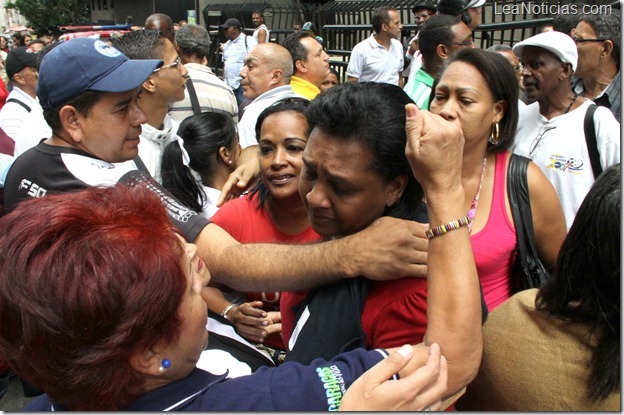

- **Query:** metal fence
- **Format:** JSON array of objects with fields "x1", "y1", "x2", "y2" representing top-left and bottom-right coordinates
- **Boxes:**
[
  {"x1": 203, "y1": 0, "x2": 617, "y2": 80},
  {"x1": 202, "y1": 1, "x2": 318, "y2": 70}
]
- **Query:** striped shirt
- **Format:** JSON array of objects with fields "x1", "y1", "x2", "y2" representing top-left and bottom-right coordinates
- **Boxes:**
[
  {"x1": 403, "y1": 68, "x2": 434, "y2": 110},
  {"x1": 169, "y1": 63, "x2": 239, "y2": 123}
]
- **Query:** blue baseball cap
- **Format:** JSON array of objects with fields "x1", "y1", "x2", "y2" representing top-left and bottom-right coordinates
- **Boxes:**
[{"x1": 37, "y1": 38, "x2": 163, "y2": 109}]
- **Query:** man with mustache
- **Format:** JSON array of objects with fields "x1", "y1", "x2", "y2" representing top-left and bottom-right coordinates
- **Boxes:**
[{"x1": 511, "y1": 31, "x2": 620, "y2": 230}]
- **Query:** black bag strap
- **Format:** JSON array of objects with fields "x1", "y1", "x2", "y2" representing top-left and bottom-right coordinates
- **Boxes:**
[
  {"x1": 185, "y1": 77, "x2": 201, "y2": 115},
  {"x1": 507, "y1": 154, "x2": 544, "y2": 289},
  {"x1": 132, "y1": 155, "x2": 150, "y2": 174},
  {"x1": 583, "y1": 104, "x2": 602, "y2": 179},
  {"x1": 6, "y1": 98, "x2": 30, "y2": 113}
]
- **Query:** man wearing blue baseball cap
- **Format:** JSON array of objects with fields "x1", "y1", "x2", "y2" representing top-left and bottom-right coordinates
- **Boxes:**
[
  {"x1": 4, "y1": 38, "x2": 163, "y2": 207},
  {"x1": 2, "y1": 36, "x2": 430, "y2": 319},
  {"x1": 3, "y1": 37, "x2": 216, "y2": 244}
]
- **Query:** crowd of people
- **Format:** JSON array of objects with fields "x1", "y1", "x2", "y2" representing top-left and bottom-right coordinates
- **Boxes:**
[{"x1": 0, "y1": 1, "x2": 620, "y2": 411}]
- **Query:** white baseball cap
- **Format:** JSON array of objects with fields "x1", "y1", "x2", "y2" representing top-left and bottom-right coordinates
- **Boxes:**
[{"x1": 513, "y1": 31, "x2": 578, "y2": 72}]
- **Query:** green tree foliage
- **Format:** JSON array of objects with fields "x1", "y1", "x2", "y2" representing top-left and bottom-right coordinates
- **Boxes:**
[{"x1": 6, "y1": 0, "x2": 91, "y2": 36}]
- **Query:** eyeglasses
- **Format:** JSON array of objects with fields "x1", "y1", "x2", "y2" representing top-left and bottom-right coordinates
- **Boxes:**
[
  {"x1": 414, "y1": 12, "x2": 435, "y2": 20},
  {"x1": 573, "y1": 38, "x2": 607, "y2": 44},
  {"x1": 529, "y1": 125, "x2": 557, "y2": 158},
  {"x1": 153, "y1": 57, "x2": 182, "y2": 73},
  {"x1": 444, "y1": 40, "x2": 474, "y2": 47}
]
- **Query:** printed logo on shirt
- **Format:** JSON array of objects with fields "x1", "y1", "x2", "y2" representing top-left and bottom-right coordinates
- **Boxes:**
[
  {"x1": 547, "y1": 155, "x2": 584, "y2": 174},
  {"x1": 316, "y1": 364, "x2": 346, "y2": 411},
  {"x1": 139, "y1": 177, "x2": 197, "y2": 223},
  {"x1": 18, "y1": 179, "x2": 47, "y2": 198}
]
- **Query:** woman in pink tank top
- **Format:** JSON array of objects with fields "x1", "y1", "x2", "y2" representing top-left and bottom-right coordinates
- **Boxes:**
[{"x1": 429, "y1": 48, "x2": 567, "y2": 311}]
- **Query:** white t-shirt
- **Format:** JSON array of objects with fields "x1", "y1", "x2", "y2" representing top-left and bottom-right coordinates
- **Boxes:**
[
  {"x1": 12, "y1": 107, "x2": 52, "y2": 156},
  {"x1": 252, "y1": 24, "x2": 270, "y2": 42},
  {"x1": 222, "y1": 33, "x2": 258, "y2": 90},
  {"x1": 199, "y1": 184, "x2": 221, "y2": 219},
  {"x1": 138, "y1": 114, "x2": 180, "y2": 183},
  {"x1": 512, "y1": 100, "x2": 620, "y2": 229},
  {"x1": 346, "y1": 35, "x2": 404, "y2": 85},
  {"x1": 0, "y1": 87, "x2": 41, "y2": 140},
  {"x1": 237, "y1": 85, "x2": 304, "y2": 148}
]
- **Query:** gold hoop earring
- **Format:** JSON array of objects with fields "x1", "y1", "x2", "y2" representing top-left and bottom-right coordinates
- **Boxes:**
[{"x1": 489, "y1": 121, "x2": 500, "y2": 145}]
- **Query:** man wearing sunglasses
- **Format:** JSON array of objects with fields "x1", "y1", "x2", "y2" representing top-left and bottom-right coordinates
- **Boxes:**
[
  {"x1": 403, "y1": 0, "x2": 438, "y2": 81},
  {"x1": 404, "y1": 14, "x2": 472, "y2": 109},
  {"x1": 112, "y1": 30, "x2": 188, "y2": 183},
  {"x1": 571, "y1": 10, "x2": 620, "y2": 122}
]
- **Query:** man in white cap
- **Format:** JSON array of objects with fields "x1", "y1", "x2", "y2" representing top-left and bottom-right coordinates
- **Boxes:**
[
  {"x1": 511, "y1": 31, "x2": 620, "y2": 229},
  {"x1": 436, "y1": 0, "x2": 485, "y2": 31}
]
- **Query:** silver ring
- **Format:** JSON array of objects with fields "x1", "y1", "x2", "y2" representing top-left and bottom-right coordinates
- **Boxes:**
[{"x1": 424, "y1": 407, "x2": 432, "y2": 412}]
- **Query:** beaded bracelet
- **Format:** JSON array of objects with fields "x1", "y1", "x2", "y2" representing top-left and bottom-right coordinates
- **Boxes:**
[{"x1": 425, "y1": 215, "x2": 471, "y2": 239}]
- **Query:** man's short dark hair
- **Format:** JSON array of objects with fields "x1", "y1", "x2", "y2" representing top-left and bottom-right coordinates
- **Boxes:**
[
  {"x1": 419, "y1": 14, "x2": 461, "y2": 63},
  {"x1": 552, "y1": 13, "x2": 581, "y2": 35},
  {"x1": 580, "y1": 9, "x2": 620, "y2": 67},
  {"x1": 144, "y1": 13, "x2": 175, "y2": 43},
  {"x1": 175, "y1": 24, "x2": 211, "y2": 59},
  {"x1": 112, "y1": 30, "x2": 168, "y2": 60},
  {"x1": 372, "y1": 6, "x2": 396, "y2": 33},
  {"x1": 281, "y1": 31, "x2": 314, "y2": 72},
  {"x1": 43, "y1": 90, "x2": 105, "y2": 133},
  {"x1": 306, "y1": 82, "x2": 423, "y2": 221}
]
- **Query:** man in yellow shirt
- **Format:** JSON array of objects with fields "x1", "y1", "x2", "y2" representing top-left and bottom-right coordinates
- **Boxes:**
[{"x1": 282, "y1": 31, "x2": 330, "y2": 100}]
